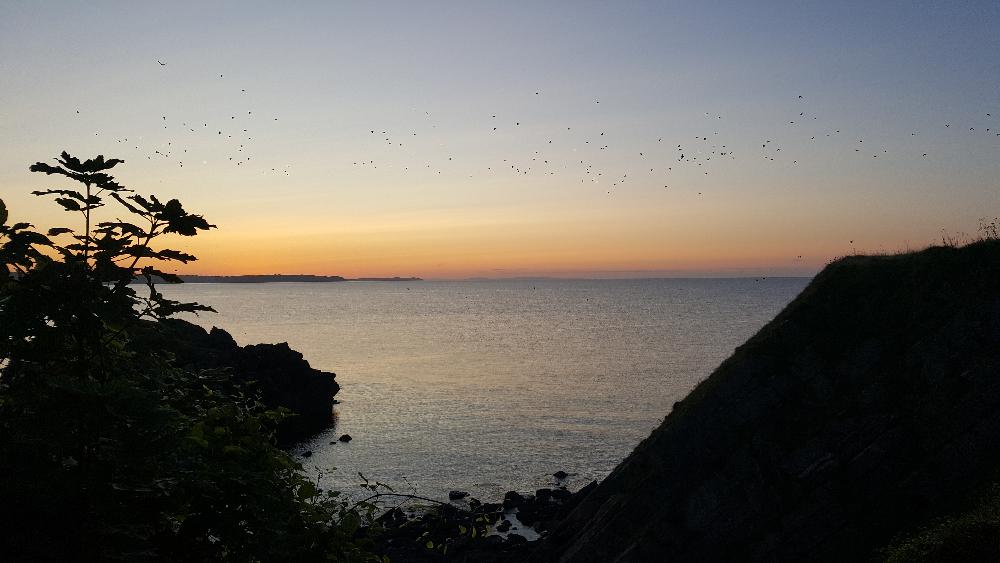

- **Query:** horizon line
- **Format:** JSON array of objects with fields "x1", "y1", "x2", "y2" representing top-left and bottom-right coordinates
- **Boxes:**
[{"x1": 172, "y1": 273, "x2": 815, "y2": 282}]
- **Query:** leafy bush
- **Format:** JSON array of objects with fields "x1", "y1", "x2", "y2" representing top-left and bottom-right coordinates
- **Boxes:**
[{"x1": 0, "y1": 153, "x2": 380, "y2": 561}]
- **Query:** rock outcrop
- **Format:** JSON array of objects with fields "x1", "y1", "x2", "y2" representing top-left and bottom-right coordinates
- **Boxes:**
[
  {"x1": 540, "y1": 240, "x2": 1000, "y2": 562},
  {"x1": 137, "y1": 318, "x2": 339, "y2": 443}
]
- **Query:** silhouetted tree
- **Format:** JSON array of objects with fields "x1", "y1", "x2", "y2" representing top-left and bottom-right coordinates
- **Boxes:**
[{"x1": 0, "y1": 153, "x2": 380, "y2": 562}]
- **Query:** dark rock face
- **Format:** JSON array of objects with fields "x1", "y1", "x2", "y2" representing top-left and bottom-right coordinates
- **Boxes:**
[
  {"x1": 503, "y1": 491, "x2": 526, "y2": 510},
  {"x1": 541, "y1": 241, "x2": 1000, "y2": 563},
  {"x1": 338, "y1": 433, "x2": 353, "y2": 443},
  {"x1": 136, "y1": 318, "x2": 339, "y2": 443}
]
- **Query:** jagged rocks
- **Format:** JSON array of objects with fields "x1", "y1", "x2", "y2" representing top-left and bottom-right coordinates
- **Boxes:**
[
  {"x1": 373, "y1": 482, "x2": 597, "y2": 562},
  {"x1": 134, "y1": 318, "x2": 340, "y2": 443}
]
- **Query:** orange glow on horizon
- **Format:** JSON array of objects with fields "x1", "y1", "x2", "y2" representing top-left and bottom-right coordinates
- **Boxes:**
[{"x1": 150, "y1": 191, "x2": 941, "y2": 279}]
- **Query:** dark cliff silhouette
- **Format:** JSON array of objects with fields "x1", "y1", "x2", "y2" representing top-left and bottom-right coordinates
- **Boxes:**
[
  {"x1": 134, "y1": 319, "x2": 340, "y2": 443},
  {"x1": 535, "y1": 240, "x2": 1000, "y2": 562}
]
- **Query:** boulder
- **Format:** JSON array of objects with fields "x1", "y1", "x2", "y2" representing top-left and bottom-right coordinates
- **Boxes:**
[
  {"x1": 550, "y1": 487, "x2": 572, "y2": 501},
  {"x1": 503, "y1": 490, "x2": 525, "y2": 510},
  {"x1": 517, "y1": 506, "x2": 537, "y2": 527},
  {"x1": 536, "y1": 488, "x2": 553, "y2": 503}
]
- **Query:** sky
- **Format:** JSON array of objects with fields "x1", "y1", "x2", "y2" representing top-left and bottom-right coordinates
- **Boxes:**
[{"x1": 1, "y1": 1, "x2": 998, "y2": 278}]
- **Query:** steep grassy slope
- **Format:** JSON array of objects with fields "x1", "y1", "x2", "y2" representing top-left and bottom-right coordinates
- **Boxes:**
[{"x1": 540, "y1": 240, "x2": 1000, "y2": 562}]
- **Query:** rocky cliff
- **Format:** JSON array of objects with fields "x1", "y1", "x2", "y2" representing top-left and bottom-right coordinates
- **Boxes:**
[
  {"x1": 540, "y1": 240, "x2": 1000, "y2": 562},
  {"x1": 137, "y1": 319, "x2": 340, "y2": 443}
]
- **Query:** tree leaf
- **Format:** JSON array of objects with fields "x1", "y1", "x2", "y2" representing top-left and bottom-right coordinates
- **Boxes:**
[
  {"x1": 124, "y1": 245, "x2": 158, "y2": 258},
  {"x1": 297, "y1": 481, "x2": 318, "y2": 500},
  {"x1": 141, "y1": 267, "x2": 183, "y2": 284},
  {"x1": 29, "y1": 162, "x2": 71, "y2": 177},
  {"x1": 153, "y1": 248, "x2": 197, "y2": 263},
  {"x1": 95, "y1": 221, "x2": 145, "y2": 238},
  {"x1": 57, "y1": 151, "x2": 84, "y2": 172},
  {"x1": 0, "y1": 199, "x2": 7, "y2": 226},
  {"x1": 129, "y1": 194, "x2": 157, "y2": 212},
  {"x1": 31, "y1": 188, "x2": 87, "y2": 201},
  {"x1": 13, "y1": 231, "x2": 52, "y2": 246},
  {"x1": 157, "y1": 199, "x2": 216, "y2": 236},
  {"x1": 55, "y1": 197, "x2": 82, "y2": 211},
  {"x1": 110, "y1": 192, "x2": 143, "y2": 215}
]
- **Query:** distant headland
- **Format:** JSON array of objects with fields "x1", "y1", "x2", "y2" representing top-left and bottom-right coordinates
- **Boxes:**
[{"x1": 177, "y1": 275, "x2": 421, "y2": 283}]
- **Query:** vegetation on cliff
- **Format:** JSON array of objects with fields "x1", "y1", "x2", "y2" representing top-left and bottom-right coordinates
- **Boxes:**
[{"x1": 0, "y1": 153, "x2": 377, "y2": 561}]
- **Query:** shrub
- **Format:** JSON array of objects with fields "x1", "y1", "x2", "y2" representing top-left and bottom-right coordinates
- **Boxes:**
[{"x1": 0, "y1": 153, "x2": 379, "y2": 561}]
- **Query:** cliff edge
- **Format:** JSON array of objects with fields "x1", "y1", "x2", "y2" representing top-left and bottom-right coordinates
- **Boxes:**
[{"x1": 541, "y1": 240, "x2": 1000, "y2": 562}]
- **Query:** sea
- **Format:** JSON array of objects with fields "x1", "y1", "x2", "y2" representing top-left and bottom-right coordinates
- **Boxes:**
[{"x1": 165, "y1": 277, "x2": 809, "y2": 502}]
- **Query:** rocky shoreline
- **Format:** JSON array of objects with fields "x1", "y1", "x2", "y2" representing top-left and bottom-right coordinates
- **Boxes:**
[
  {"x1": 370, "y1": 480, "x2": 598, "y2": 562},
  {"x1": 134, "y1": 318, "x2": 340, "y2": 443}
]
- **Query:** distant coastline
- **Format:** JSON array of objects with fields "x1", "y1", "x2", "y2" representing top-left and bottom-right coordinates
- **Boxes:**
[{"x1": 176, "y1": 275, "x2": 421, "y2": 283}]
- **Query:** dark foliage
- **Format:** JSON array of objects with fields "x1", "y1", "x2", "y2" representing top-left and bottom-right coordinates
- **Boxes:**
[{"x1": 0, "y1": 153, "x2": 379, "y2": 562}]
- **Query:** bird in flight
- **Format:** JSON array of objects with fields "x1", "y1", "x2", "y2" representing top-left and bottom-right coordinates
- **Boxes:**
[{"x1": 157, "y1": 60, "x2": 166, "y2": 66}]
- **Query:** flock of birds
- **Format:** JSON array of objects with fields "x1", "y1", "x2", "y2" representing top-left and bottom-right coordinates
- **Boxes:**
[
  {"x1": 76, "y1": 60, "x2": 997, "y2": 200},
  {"x1": 349, "y1": 94, "x2": 998, "y2": 198},
  {"x1": 351, "y1": 105, "x2": 737, "y2": 196},
  {"x1": 76, "y1": 61, "x2": 290, "y2": 177}
]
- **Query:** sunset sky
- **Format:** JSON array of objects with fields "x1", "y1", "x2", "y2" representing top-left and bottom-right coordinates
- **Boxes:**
[{"x1": 2, "y1": 1, "x2": 998, "y2": 278}]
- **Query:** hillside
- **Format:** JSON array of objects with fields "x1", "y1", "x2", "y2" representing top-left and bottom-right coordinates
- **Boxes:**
[{"x1": 538, "y1": 240, "x2": 1000, "y2": 562}]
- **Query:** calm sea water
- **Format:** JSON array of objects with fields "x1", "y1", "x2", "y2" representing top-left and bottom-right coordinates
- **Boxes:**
[{"x1": 165, "y1": 278, "x2": 808, "y2": 501}]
